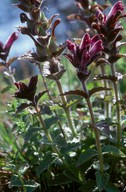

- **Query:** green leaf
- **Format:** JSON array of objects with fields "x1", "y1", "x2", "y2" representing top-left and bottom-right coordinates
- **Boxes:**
[
  {"x1": 95, "y1": 171, "x2": 110, "y2": 192},
  {"x1": 105, "y1": 182, "x2": 120, "y2": 192},
  {"x1": 10, "y1": 175, "x2": 40, "y2": 192},
  {"x1": 10, "y1": 175, "x2": 22, "y2": 186},
  {"x1": 47, "y1": 173, "x2": 72, "y2": 186},
  {"x1": 79, "y1": 180, "x2": 96, "y2": 192},
  {"x1": 44, "y1": 116, "x2": 58, "y2": 129},
  {"x1": 50, "y1": 104, "x2": 62, "y2": 111},
  {"x1": 66, "y1": 99, "x2": 79, "y2": 107},
  {"x1": 64, "y1": 169, "x2": 81, "y2": 182},
  {"x1": 53, "y1": 135, "x2": 67, "y2": 147},
  {"x1": 36, "y1": 153, "x2": 56, "y2": 176},
  {"x1": 102, "y1": 145, "x2": 126, "y2": 157},
  {"x1": 61, "y1": 142, "x2": 82, "y2": 154},
  {"x1": 41, "y1": 104, "x2": 52, "y2": 115},
  {"x1": 76, "y1": 148, "x2": 97, "y2": 167},
  {"x1": 24, "y1": 127, "x2": 42, "y2": 141},
  {"x1": 0, "y1": 85, "x2": 12, "y2": 94}
]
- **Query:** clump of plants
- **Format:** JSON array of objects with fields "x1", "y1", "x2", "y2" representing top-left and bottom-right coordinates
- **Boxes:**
[{"x1": 0, "y1": 0, "x2": 126, "y2": 191}]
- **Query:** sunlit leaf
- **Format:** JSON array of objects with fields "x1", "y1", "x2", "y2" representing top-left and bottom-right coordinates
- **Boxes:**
[{"x1": 66, "y1": 99, "x2": 79, "y2": 107}]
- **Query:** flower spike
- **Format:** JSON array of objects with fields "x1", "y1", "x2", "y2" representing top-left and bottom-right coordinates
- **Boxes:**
[{"x1": 65, "y1": 33, "x2": 103, "y2": 81}]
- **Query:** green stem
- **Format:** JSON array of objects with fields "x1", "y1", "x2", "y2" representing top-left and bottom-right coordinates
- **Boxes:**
[
  {"x1": 111, "y1": 63, "x2": 121, "y2": 146},
  {"x1": 34, "y1": 102, "x2": 82, "y2": 181},
  {"x1": 18, "y1": 174, "x2": 27, "y2": 192},
  {"x1": 33, "y1": 102, "x2": 67, "y2": 165},
  {"x1": 37, "y1": 63, "x2": 66, "y2": 139},
  {"x1": 82, "y1": 81, "x2": 104, "y2": 173},
  {"x1": 100, "y1": 64, "x2": 110, "y2": 118},
  {"x1": 56, "y1": 79, "x2": 77, "y2": 137}
]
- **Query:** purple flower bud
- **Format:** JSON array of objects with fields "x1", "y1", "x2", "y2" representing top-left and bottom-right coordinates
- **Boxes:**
[
  {"x1": 66, "y1": 40, "x2": 77, "y2": 54},
  {"x1": 95, "y1": 1, "x2": 125, "y2": 32},
  {"x1": 14, "y1": 76, "x2": 38, "y2": 102},
  {"x1": 0, "y1": 32, "x2": 18, "y2": 61},
  {"x1": 107, "y1": 1, "x2": 124, "y2": 21}
]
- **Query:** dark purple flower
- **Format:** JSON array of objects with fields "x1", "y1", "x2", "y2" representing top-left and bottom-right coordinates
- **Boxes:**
[
  {"x1": 65, "y1": 33, "x2": 103, "y2": 81},
  {"x1": 93, "y1": 1, "x2": 126, "y2": 62},
  {"x1": 95, "y1": 1, "x2": 125, "y2": 34},
  {"x1": 106, "y1": 1, "x2": 124, "y2": 22},
  {"x1": 14, "y1": 76, "x2": 38, "y2": 102},
  {"x1": 0, "y1": 32, "x2": 18, "y2": 61}
]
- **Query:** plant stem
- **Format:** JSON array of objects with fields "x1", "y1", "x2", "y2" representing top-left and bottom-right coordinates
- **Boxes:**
[
  {"x1": 111, "y1": 63, "x2": 121, "y2": 146},
  {"x1": 6, "y1": 65, "x2": 16, "y2": 83},
  {"x1": 37, "y1": 63, "x2": 66, "y2": 139},
  {"x1": 33, "y1": 101, "x2": 83, "y2": 182},
  {"x1": 82, "y1": 81, "x2": 104, "y2": 173},
  {"x1": 100, "y1": 64, "x2": 110, "y2": 118},
  {"x1": 55, "y1": 79, "x2": 77, "y2": 137},
  {"x1": 18, "y1": 174, "x2": 27, "y2": 192},
  {"x1": 37, "y1": 63, "x2": 51, "y2": 100},
  {"x1": 33, "y1": 101, "x2": 67, "y2": 164}
]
